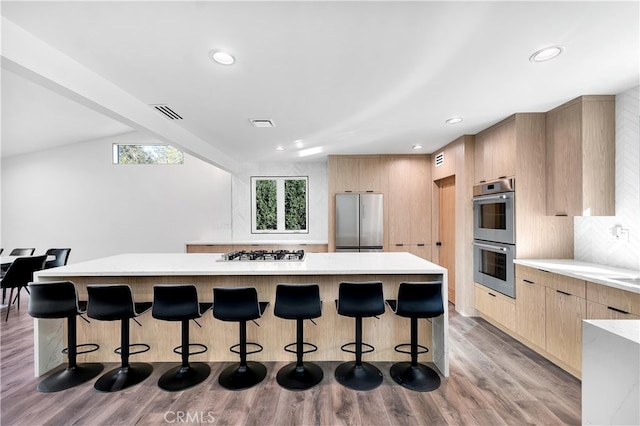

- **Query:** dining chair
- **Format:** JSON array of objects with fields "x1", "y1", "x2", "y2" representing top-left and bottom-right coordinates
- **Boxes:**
[
  {"x1": 1, "y1": 255, "x2": 47, "y2": 321},
  {"x1": 44, "y1": 248, "x2": 71, "y2": 269},
  {"x1": 9, "y1": 248, "x2": 36, "y2": 256}
]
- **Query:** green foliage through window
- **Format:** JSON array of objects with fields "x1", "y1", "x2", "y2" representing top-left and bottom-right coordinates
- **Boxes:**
[
  {"x1": 113, "y1": 144, "x2": 184, "y2": 164},
  {"x1": 252, "y1": 177, "x2": 308, "y2": 233}
]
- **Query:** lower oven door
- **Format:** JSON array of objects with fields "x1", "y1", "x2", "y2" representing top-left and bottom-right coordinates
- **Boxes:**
[{"x1": 473, "y1": 240, "x2": 516, "y2": 298}]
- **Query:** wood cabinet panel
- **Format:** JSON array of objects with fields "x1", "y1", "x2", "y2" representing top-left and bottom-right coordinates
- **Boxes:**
[
  {"x1": 474, "y1": 116, "x2": 516, "y2": 183},
  {"x1": 515, "y1": 276, "x2": 546, "y2": 349},
  {"x1": 586, "y1": 281, "x2": 640, "y2": 316},
  {"x1": 358, "y1": 156, "x2": 381, "y2": 192},
  {"x1": 586, "y1": 301, "x2": 640, "y2": 320},
  {"x1": 545, "y1": 287, "x2": 586, "y2": 372},
  {"x1": 546, "y1": 96, "x2": 615, "y2": 216},
  {"x1": 475, "y1": 284, "x2": 515, "y2": 331},
  {"x1": 333, "y1": 156, "x2": 360, "y2": 192}
]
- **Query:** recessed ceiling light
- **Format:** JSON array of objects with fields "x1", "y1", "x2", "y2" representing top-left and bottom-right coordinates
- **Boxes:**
[
  {"x1": 412, "y1": 144, "x2": 423, "y2": 150},
  {"x1": 445, "y1": 117, "x2": 463, "y2": 124},
  {"x1": 209, "y1": 50, "x2": 235, "y2": 65},
  {"x1": 275, "y1": 146, "x2": 285, "y2": 151},
  {"x1": 249, "y1": 119, "x2": 275, "y2": 128},
  {"x1": 529, "y1": 45, "x2": 564, "y2": 63}
]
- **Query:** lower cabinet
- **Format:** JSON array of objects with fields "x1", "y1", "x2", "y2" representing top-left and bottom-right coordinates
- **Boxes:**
[
  {"x1": 474, "y1": 284, "x2": 515, "y2": 332},
  {"x1": 586, "y1": 301, "x2": 640, "y2": 319},
  {"x1": 388, "y1": 243, "x2": 432, "y2": 261},
  {"x1": 515, "y1": 275, "x2": 546, "y2": 349},
  {"x1": 545, "y1": 287, "x2": 586, "y2": 373}
]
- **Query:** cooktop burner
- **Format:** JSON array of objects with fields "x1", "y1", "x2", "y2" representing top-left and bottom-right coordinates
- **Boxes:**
[{"x1": 221, "y1": 249, "x2": 306, "y2": 262}]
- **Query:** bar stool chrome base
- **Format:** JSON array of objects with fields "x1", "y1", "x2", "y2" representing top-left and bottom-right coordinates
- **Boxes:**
[
  {"x1": 158, "y1": 363, "x2": 211, "y2": 392},
  {"x1": 37, "y1": 363, "x2": 104, "y2": 393},
  {"x1": 218, "y1": 361, "x2": 267, "y2": 391},
  {"x1": 94, "y1": 363, "x2": 153, "y2": 393},
  {"x1": 390, "y1": 362, "x2": 441, "y2": 392},
  {"x1": 335, "y1": 361, "x2": 383, "y2": 391},
  {"x1": 276, "y1": 362, "x2": 323, "y2": 390}
]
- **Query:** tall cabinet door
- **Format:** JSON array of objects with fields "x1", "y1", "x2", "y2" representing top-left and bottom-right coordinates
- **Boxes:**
[{"x1": 545, "y1": 288, "x2": 586, "y2": 372}]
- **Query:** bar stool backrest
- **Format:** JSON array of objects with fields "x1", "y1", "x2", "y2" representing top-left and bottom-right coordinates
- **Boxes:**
[
  {"x1": 44, "y1": 248, "x2": 71, "y2": 269},
  {"x1": 9, "y1": 248, "x2": 35, "y2": 256},
  {"x1": 213, "y1": 287, "x2": 261, "y2": 322},
  {"x1": 337, "y1": 281, "x2": 385, "y2": 317},
  {"x1": 274, "y1": 284, "x2": 321, "y2": 319},
  {"x1": 28, "y1": 281, "x2": 79, "y2": 318},
  {"x1": 152, "y1": 285, "x2": 201, "y2": 320},
  {"x1": 396, "y1": 281, "x2": 444, "y2": 318},
  {"x1": 87, "y1": 285, "x2": 137, "y2": 320}
]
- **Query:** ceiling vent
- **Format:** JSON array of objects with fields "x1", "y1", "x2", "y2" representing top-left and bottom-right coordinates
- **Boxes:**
[
  {"x1": 249, "y1": 119, "x2": 275, "y2": 128},
  {"x1": 435, "y1": 152, "x2": 445, "y2": 167},
  {"x1": 151, "y1": 105, "x2": 183, "y2": 120}
]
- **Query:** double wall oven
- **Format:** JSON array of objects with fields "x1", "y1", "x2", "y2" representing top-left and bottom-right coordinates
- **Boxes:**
[{"x1": 473, "y1": 178, "x2": 516, "y2": 298}]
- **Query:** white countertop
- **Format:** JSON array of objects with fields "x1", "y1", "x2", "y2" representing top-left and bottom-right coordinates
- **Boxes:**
[
  {"x1": 514, "y1": 259, "x2": 640, "y2": 294},
  {"x1": 35, "y1": 252, "x2": 446, "y2": 277},
  {"x1": 583, "y1": 319, "x2": 640, "y2": 344},
  {"x1": 186, "y1": 240, "x2": 328, "y2": 245}
]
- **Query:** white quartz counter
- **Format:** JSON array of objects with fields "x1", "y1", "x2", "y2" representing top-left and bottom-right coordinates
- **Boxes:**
[
  {"x1": 514, "y1": 259, "x2": 640, "y2": 294},
  {"x1": 36, "y1": 252, "x2": 446, "y2": 278},
  {"x1": 582, "y1": 320, "x2": 640, "y2": 425}
]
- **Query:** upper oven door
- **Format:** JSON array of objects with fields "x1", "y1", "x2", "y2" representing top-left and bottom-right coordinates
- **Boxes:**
[{"x1": 473, "y1": 191, "x2": 515, "y2": 244}]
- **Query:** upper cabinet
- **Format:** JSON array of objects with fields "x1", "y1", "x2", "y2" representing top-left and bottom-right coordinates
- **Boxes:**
[
  {"x1": 474, "y1": 116, "x2": 516, "y2": 183},
  {"x1": 546, "y1": 95, "x2": 615, "y2": 216},
  {"x1": 330, "y1": 155, "x2": 381, "y2": 193}
]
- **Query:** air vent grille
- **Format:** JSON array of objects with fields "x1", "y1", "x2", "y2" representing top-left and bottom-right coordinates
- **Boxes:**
[
  {"x1": 151, "y1": 105, "x2": 183, "y2": 120},
  {"x1": 435, "y1": 152, "x2": 445, "y2": 167},
  {"x1": 249, "y1": 119, "x2": 275, "y2": 128}
]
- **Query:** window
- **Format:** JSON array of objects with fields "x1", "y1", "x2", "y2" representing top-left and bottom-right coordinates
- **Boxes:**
[
  {"x1": 113, "y1": 144, "x2": 184, "y2": 164},
  {"x1": 251, "y1": 176, "x2": 308, "y2": 234}
]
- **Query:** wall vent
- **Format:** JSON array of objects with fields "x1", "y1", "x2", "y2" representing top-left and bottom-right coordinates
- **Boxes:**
[
  {"x1": 435, "y1": 152, "x2": 445, "y2": 167},
  {"x1": 249, "y1": 119, "x2": 275, "y2": 128},
  {"x1": 151, "y1": 105, "x2": 183, "y2": 120}
]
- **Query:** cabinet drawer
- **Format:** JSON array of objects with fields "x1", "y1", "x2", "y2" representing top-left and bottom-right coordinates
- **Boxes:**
[
  {"x1": 516, "y1": 265, "x2": 553, "y2": 285},
  {"x1": 587, "y1": 300, "x2": 640, "y2": 320},
  {"x1": 546, "y1": 274, "x2": 585, "y2": 298},
  {"x1": 586, "y1": 282, "x2": 640, "y2": 316},
  {"x1": 475, "y1": 284, "x2": 515, "y2": 331}
]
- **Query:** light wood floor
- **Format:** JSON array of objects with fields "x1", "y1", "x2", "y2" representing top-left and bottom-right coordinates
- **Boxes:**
[{"x1": 1, "y1": 298, "x2": 581, "y2": 425}]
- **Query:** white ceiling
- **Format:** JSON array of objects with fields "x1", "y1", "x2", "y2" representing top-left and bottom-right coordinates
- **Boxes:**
[{"x1": 1, "y1": 1, "x2": 638, "y2": 172}]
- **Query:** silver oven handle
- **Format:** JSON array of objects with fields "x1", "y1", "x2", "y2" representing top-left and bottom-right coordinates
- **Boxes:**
[
  {"x1": 473, "y1": 194, "x2": 508, "y2": 201},
  {"x1": 472, "y1": 241, "x2": 508, "y2": 252}
]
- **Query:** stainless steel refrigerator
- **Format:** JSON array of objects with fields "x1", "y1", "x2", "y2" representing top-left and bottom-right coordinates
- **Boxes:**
[{"x1": 335, "y1": 193, "x2": 383, "y2": 252}]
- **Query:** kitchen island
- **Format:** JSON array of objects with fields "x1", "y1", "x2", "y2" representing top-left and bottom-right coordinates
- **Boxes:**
[{"x1": 33, "y1": 252, "x2": 448, "y2": 378}]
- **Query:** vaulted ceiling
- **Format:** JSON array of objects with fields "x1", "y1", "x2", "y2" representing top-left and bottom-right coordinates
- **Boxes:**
[{"x1": 2, "y1": 1, "x2": 638, "y2": 173}]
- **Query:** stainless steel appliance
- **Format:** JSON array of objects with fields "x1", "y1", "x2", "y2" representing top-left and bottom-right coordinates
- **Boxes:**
[
  {"x1": 473, "y1": 178, "x2": 516, "y2": 298},
  {"x1": 473, "y1": 240, "x2": 516, "y2": 298},
  {"x1": 220, "y1": 250, "x2": 305, "y2": 261},
  {"x1": 335, "y1": 193, "x2": 383, "y2": 252},
  {"x1": 473, "y1": 178, "x2": 515, "y2": 245}
]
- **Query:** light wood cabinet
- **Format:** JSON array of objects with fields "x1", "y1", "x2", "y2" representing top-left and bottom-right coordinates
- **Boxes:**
[
  {"x1": 515, "y1": 274, "x2": 546, "y2": 350},
  {"x1": 546, "y1": 95, "x2": 615, "y2": 216},
  {"x1": 586, "y1": 281, "x2": 640, "y2": 318},
  {"x1": 586, "y1": 301, "x2": 640, "y2": 320},
  {"x1": 545, "y1": 287, "x2": 586, "y2": 373},
  {"x1": 330, "y1": 155, "x2": 381, "y2": 193},
  {"x1": 474, "y1": 116, "x2": 516, "y2": 183},
  {"x1": 387, "y1": 155, "x2": 432, "y2": 260},
  {"x1": 475, "y1": 284, "x2": 516, "y2": 332}
]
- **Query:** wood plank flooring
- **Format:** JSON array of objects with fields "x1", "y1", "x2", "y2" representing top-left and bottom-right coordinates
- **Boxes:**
[{"x1": 1, "y1": 300, "x2": 581, "y2": 425}]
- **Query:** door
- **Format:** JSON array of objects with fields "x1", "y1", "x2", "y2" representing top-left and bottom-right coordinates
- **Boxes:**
[
  {"x1": 335, "y1": 194, "x2": 359, "y2": 251},
  {"x1": 359, "y1": 193, "x2": 383, "y2": 250},
  {"x1": 438, "y1": 176, "x2": 456, "y2": 303}
]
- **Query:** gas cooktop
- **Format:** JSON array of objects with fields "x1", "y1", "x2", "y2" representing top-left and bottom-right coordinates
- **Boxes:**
[{"x1": 220, "y1": 249, "x2": 306, "y2": 262}]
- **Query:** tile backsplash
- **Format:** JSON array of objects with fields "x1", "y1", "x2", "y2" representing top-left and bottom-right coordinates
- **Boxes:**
[{"x1": 574, "y1": 85, "x2": 640, "y2": 270}]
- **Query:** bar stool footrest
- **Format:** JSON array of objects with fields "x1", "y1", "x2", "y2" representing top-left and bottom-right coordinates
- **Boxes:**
[
  {"x1": 340, "y1": 341, "x2": 375, "y2": 355},
  {"x1": 393, "y1": 343, "x2": 429, "y2": 356},
  {"x1": 284, "y1": 341, "x2": 318, "y2": 355},
  {"x1": 173, "y1": 343, "x2": 207, "y2": 357},
  {"x1": 114, "y1": 343, "x2": 150, "y2": 356},
  {"x1": 229, "y1": 342, "x2": 263, "y2": 356},
  {"x1": 62, "y1": 343, "x2": 100, "y2": 356}
]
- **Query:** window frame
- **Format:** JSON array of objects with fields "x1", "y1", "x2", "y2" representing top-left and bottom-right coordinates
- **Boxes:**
[{"x1": 250, "y1": 176, "x2": 309, "y2": 234}]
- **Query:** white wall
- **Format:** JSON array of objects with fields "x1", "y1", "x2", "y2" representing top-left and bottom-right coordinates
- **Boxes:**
[
  {"x1": 574, "y1": 85, "x2": 640, "y2": 270},
  {"x1": 231, "y1": 161, "x2": 328, "y2": 242},
  {"x1": 1, "y1": 132, "x2": 232, "y2": 263}
]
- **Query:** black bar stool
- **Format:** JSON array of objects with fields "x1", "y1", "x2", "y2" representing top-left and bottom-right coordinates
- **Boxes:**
[
  {"x1": 213, "y1": 287, "x2": 269, "y2": 390},
  {"x1": 335, "y1": 281, "x2": 385, "y2": 391},
  {"x1": 386, "y1": 281, "x2": 444, "y2": 392},
  {"x1": 274, "y1": 283, "x2": 323, "y2": 390},
  {"x1": 152, "y1": 284, "x2": 212, "y2": 391},
  {"x1": 87, "y1": 284, "x2": 153, "y2": 392},
  {"x1": 28, "y1": 281, "x2": 103, "y2": 392}
]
